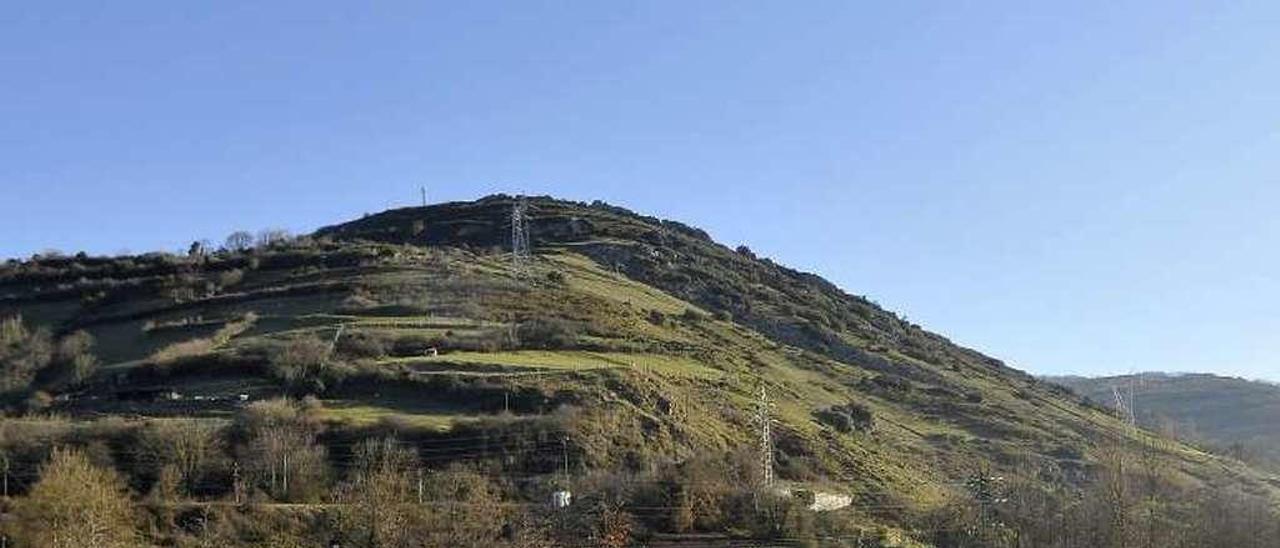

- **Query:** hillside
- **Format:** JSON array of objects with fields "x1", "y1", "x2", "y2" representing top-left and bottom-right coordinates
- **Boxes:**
[
  {"x1": 1, "y1": 194, "x2": 1276, "y2": 546},
  {"x1": 1049, "y1": 373, "x2": 1280, "y2": 468}
]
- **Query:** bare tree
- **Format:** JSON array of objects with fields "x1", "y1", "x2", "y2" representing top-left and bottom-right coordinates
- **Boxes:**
[
  {"x1": 255, "y1": 229, "x2": 292, "y2": 249},
  {"x1": 419, "y1": 464, "x2": 507, "y2": 547},
  {"x1": 9, "y1": 447, "x2": 138, "y2": 547},
  {"x1": 224, "y1": 231, "x2": 253, "y2": 252},
  {"x1": 333, "y1": 437, "x2": 423, "y2": 547},
  {"x1": 233, "y1": 398, "x2": 329, "y2": 502},
  {"x1": 139, "y1": 420, "x2": 226, "y2": 498}
]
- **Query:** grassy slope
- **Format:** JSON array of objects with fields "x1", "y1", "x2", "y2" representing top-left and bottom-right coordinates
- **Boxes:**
[{"x1": 1, "y1": 196, "x2": 1277, "y2": 538}]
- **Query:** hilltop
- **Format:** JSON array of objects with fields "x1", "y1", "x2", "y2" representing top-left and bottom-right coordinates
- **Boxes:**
[{"x1": 1, "y1": 195, "x2": 1276, "y2": 546}]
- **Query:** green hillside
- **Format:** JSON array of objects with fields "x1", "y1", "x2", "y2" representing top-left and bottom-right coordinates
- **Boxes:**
[
  {"x1": 1049, "y1": 373, "x2": 1280, "y2": 468},
  {"x1": 1, "y1": 195, "x2": 1276, "y2": 546}
]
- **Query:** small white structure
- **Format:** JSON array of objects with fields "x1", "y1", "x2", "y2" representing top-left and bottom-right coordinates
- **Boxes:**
[
  {"x1": 809, "y1": 492, "x2": 853, "y2": 512},
  {"x1": 238, "y1": 393, "x2": 250, "y2": 402},
  {"x1": 552, "y1": 490, "x2": 572, "y2": 509},
  {"x1": 424, "y1": 347, "x2": 439, "y2": 357}
]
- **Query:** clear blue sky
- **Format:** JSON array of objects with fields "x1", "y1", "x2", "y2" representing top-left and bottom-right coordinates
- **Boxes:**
[{"x1": 4, "y1": 2, "x2": 1279, "y2": 380}]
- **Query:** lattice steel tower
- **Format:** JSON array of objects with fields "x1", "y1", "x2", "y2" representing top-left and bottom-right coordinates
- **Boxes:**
[
  {"x1": 510, "y1": 196, "x2": 532, "y2": 277},
  {"x1": 758, "y1": 386, "x2": 774, "y2": 485}
]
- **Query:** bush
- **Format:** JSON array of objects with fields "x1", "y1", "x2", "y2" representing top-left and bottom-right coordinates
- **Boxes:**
[
  {"x1": 516, "y1": 318, "x2": 580, "y2": 350},
  {"x1": 269, "y1": 336, "x2": 342, "y2": 394},
  {"x1": 52, "y1": 330, "x2": 97, "y2": 387},
  {"x1": 680, "y1": 308, "x2": 709, "y2": 323},
  {"x1": 0, "y1": 315, "x2": 53, "y2": 393},
  {"x1": 335, "y1": 330, "x2": 390, "y2": 359},
  {"x1": 24, "y1": 390, "x2": 53, "y2": 413},
  {"x1": 216, "y1": 268, "x2": 244, "y2": 290},
  {"x1": 814, "y1": 402, "x2": 874, "y2": 433}
]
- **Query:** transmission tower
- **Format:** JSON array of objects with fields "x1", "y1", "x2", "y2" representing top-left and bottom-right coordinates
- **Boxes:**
[
  {"x1": 757, "y1": 386, "x2": 774, "y2": 486},
  {"x1": 1112, "y1": 384, "x2": 1136, "y2": 430},
  {"x1": 510, "y1": 197, "x2": 532, "y2": 277}
]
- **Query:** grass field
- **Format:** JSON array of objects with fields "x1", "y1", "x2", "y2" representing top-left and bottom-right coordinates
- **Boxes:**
[
  {"x1": 318, "y1": 401, "x2": 475, "y2": 430},
  {"x1": 383, "y1": 350, "x2": 724, "y2": 380}
]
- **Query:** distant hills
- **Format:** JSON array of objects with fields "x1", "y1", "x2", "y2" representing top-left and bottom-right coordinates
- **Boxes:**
[{"x1": 1048, "y1": 373, "x2": 1280, "y2": 468}]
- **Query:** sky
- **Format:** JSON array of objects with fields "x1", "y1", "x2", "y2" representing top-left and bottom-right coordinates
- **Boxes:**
[{"x1": 3, "y1": 2, "x2": 1279, "y2": 380}]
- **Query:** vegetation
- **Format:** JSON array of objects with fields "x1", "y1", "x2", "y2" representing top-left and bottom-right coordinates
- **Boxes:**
[
  {"x1": 7, "y1": 448, "x2": 138, "y2": 547},
  {"x1": 0, "y1": 195, "x2": 1276, "y2": 546},
  {"x1": 1050, "y1": 373, "x2": 1280, "y2": 469}
]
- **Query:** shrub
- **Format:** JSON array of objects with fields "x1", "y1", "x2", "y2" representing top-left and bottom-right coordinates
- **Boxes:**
[
  {"x1": 516, "y1": 318, "x2": 580, "y2": 350},
  {"x1": 268, "y1": 336, "x2": 339, "y2": 394},
  {"x1": 23, "y1": 390, "x2": 53, "y2": 413},
  {"x1": 52, "y1": 330, "x2": 98, "y2": 387},
  {"x1": 0, "y1": 315, "x2": 53, "y2": 393},
  {"x1": 680, "y1": 308, "x2": 709, "y2": 323},
  {"x1": 148, "y1": 338, "x2": 216, "y2": 365},
  {"x1": 216, "y1": 268, "x2": 245, "y2": 290},
  {"x1": 336, "y1": 330, "x2": 390, "y2": 359},
  {"x1": 814, "y1": 402, "x2": 874, "y2": 434}
]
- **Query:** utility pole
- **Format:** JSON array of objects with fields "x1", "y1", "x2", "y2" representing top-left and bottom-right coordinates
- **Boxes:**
[
  {"x1": 282, "y1": 453, "x2": 290, "y2": 498},
  {"x1": 416, "y1": 468, "x2": 424, "y2": 505},
  {"x1": 232, "y1": 461, "x2": 242, "y2": 505},
  {"x1": 561, "y1": 436, "x2": 570, "y2": 480},
  {"x1": 326, "y1": 324, "x2": 346, "y2": 362},
  {"x1": 758, "y1": 386, "x2": 774, "y2": 486},
  {"x1": 966, "y1": 467, "x2": 1005, "y2": 540},
  {"x1": 420, "y1": 186, "x2": 427, "y2": 208}
]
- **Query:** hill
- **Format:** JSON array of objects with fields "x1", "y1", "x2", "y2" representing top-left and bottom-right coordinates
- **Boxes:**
[
  {"x1": 1, "y1": 194, "x2": 1276, "y2": 546},
  {"x1": 1048, "y1": 373, "x2": 1280, "y2": 468}
]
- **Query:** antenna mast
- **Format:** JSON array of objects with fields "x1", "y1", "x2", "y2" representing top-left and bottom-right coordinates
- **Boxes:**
[{"x1": 510, "y1": 196, "x2": 531, "y2": 277}]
